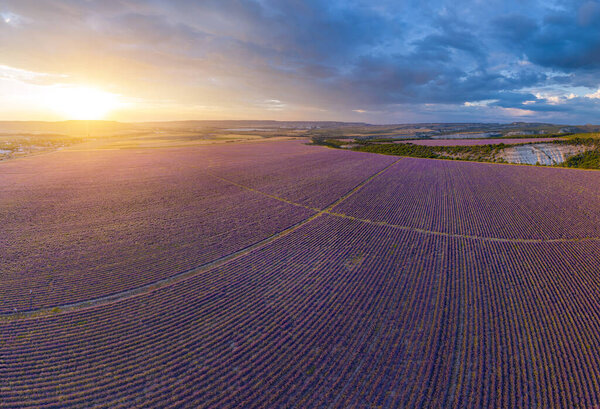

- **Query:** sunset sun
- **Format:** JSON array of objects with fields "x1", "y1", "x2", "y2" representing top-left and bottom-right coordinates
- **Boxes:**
[{"x1": 49, "y1": 86, "x2": 121, "y2": 120}]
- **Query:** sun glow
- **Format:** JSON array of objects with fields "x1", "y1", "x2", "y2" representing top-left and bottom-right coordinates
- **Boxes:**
[{"x1": 48, "y1": 86, "x2": 122, "y2": 120}]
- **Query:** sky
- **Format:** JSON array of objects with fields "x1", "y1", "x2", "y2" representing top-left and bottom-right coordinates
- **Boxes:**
[{"x1": 1, "y1": 0, "x2": 600, "y2": 123}]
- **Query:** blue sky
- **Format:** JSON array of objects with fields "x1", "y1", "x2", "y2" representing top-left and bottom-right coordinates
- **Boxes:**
[{"x1": 1, "y1": 0, "x2": 600, "y2": 123}]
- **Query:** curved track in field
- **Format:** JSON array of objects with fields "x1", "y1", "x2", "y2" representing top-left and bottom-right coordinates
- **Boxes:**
[
  {"x1": 213, "y1": 167, "x2": 600, "y2": 245},
  {"x1": 2, "y1": 158, "x2": 403, "y2": 320},
  {"x1": 7, "y1": 155, "x2": 600, "y2": 320}
]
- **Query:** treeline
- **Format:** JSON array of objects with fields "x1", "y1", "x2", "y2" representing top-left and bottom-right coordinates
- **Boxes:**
[
  {"x1": 558, "y1": 136, "x2": 600, "y2": 169},
  {"x1": 308, "y1": 137, "x2": 348, "y2": 148},
  {"x1": 352, "y1": 142, "x2": 506, "y2": 163},
  {"x1": 562, "y1": 150, "x2": 600, "y2": 169}
]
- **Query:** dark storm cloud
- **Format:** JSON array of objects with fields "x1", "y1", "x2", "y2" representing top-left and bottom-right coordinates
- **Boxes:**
[
  {"x1": 493, "y1": 2, "x2": 600, "y2": 72},
  {"x1": 2, "y1": 0, "x2": 600, "y2": 122}
]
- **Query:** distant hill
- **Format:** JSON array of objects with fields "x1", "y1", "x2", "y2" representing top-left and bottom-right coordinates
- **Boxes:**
[{"x1": 1, "y1": 120, "x2": 599, "y2": 138}]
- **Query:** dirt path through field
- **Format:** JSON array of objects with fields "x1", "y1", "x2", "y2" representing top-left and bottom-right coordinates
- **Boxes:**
[{"x1": 1, "y1": 157, "x2": 402, "y2": 320}]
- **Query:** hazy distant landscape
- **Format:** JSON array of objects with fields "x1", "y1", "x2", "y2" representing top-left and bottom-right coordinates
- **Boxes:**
[
  {"x1": 0, "y1": 120, "x2": 323, "y2": 160},
  {"x1": 3, "y1": 120, "x2": 600, "y2": 167}
]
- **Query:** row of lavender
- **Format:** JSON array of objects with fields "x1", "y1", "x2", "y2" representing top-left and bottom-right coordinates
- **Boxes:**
[
  {"x1": 206, "y1": 140, "x2": 397, "y2": 209},
  {"x1": 0, "y1": 141, "x2": 394, "y2": 313},
  {"x1": 334, "y1": 157, "x2": 600, "y2": 240},
  {"x1": 4, "y1": 214, "x2": 600, "y2": 408}
]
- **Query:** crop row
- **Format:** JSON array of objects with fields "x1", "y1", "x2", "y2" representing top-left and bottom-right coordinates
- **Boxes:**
[
  {"x1": 3, "y1": 214, "x2": 600, "y2": 408},
  {"x1": 207, "y1": 140, "x2": 397, "y2": 209},
  {"x1": 334, "y1": 157, "x2": 600, "y2": 240},
  {"x1": 0, "y1": 141, "x2": 396, "y2": 314}
]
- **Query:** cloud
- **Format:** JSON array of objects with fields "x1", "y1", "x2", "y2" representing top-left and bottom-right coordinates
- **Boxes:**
[
  {"x1": 585, "y1": 89, "x2": 600, "y2": 99},
  {"x1": 0, "y1": 65, "x2": 67, "y2": 85},
  {"x1": 1, "y1": 11, "x2": 27, "y2": 26},
  {"x1": 259, "y1": 99, "x2": 286, "y2": 111},
  {"x1": 1, "y1": 0, "x2": 600, "y2": 122},
  {"x1": 493, "y1": 3, "x2": 600, "y2": 72}
]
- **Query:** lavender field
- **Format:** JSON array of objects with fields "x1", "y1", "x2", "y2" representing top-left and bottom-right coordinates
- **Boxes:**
[
  {"x1": 3, "y1": 140, "x2": 600, "y2": 408},
  {"x1": 0, "y1": 141, "x2": 395, "y2": 313}
]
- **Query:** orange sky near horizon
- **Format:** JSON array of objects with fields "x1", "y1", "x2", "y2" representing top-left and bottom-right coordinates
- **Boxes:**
[{"x1": 0, "y1": 64, "x2": 306, "y2": 122}]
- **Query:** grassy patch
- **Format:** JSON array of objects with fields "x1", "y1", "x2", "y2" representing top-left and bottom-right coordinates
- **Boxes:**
[
  {"x1": 562, "y1": 149, "x2": 600, "y2": 169},
  {"x1": 352, "y1": 142, "x2": 506, "y2": 162}
]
